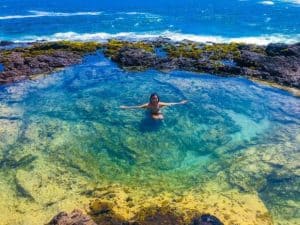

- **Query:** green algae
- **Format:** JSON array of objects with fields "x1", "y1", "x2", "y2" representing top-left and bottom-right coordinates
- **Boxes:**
[
  {"x1": 164, "y1": 42, "x2": 204, "y2": 59},
  {"x1": 0, "y1": 154, "x2": 37, "y2": 169},
  {"x1": 29, "y1": 41, "x2": 102, "y2": 54},
  {"x1": 0, "y1": 41, "x2": 102, "y2": 61},
  {"x1": 203, "y1": 42, "x2": 241, "y2": 60},
  {"x1": 104, "y1": 39, "x2": 154, "y2": 60},
  {"x1": 164, "y1": 42, "x2": 242, "y2": 60}
]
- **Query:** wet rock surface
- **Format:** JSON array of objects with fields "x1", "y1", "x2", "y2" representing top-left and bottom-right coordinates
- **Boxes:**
[
  {"x1": 237, "y1": 44, "x2": 300, "y2": 87},
  {"x1": 0, "y1": 41, "x2": 101, "y2": 84},
  {"x1": 0, "y1": 39, "x2": 299, "y2": 88},
  {"x1": 105, "y1": 39, "x2": 300, "y2": 89},
  {"x1": 0, "y1": 51, "x2": 81, "y2": 84}
]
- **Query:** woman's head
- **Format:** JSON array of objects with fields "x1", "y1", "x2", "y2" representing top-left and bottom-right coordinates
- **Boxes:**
[{"x1": 149, "y1": 93, "x2": 160, "y2": 104}]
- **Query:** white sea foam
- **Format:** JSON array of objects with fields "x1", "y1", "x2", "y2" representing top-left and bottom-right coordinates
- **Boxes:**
[
  {"x1": 259, "y1": 0, "x2": 300, "y2": 5},
  {"x1": 17, "y1": 32, "x2": 159, "y2": 42},
  {"x1": 0, "y1": 10, "x2": 102, "y2": 20},
  {"x1": 116, "y1": 11, "x2": 163, "y2": 21},
  {"x1": 161, "y1": 31, "x2": 300, "y2": 44},
  {"x1": 123, "y1": 12, "x2": 154, "y2": 16},
  {"x1": 265, "y1": 17, "x2": 272, "y2": 22},
  {"x1": 14, "y1": 31, "x2": 300, "y2": 45},
  {"x1": 282, "y1": 0, "x2": 300, "y2": 4},
  {"x1": 259, "y1": 1, "x2": 275, "y2": 5}
]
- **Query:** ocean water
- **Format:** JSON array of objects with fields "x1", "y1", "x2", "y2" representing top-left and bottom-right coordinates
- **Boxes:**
[
  {"x1": 0, "y1": 0, "x2": 300, "y2": 44},
  {"x1": 0, "y1": 1, "x2": 300, "y2": 225}
]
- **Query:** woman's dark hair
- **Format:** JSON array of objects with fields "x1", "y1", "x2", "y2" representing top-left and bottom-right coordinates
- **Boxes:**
[{"x1": 149, "y1": 93, "x2": 160, "y2": 102}]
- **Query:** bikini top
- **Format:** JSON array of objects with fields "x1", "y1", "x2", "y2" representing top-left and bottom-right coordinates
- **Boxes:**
[{"x1": 148, "y1": 103, "x2": 161, "y2": 113}]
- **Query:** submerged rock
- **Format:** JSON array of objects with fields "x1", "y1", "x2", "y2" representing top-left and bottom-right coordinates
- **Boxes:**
[
  {"x1": 48, "y1": 209, "x2": 97, "y2": 225},
  {"x1": 50, "y1": 206, "x2": 224, "y2": 225},
  {"x1": 46, "y1": 181, "x2": 273, "y2": 225},
  {"x1": 191, "y1": 214, "x2": 223, "y2": 225},
  {"x1": 0, "y1": 154, "x2": 37, "y2": 169}
]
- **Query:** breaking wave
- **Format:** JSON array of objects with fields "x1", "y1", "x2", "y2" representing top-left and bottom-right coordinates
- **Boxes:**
[{"x1": 15, "y1": 31, "x2": 300, "y2": 45}]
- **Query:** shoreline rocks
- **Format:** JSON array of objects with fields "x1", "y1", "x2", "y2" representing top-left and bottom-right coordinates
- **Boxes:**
[
  {"x1": 0, "y1": 39, "x2": 299, "y2": 89},
  {"x1": 104, "y1": 39, "x2": 300, "y2": 89},
  {"x1": 48, "y1": 208, "x2": 224, "y2": 225},
  {"x1": 0, "y1": 41, "x2": 101, "y2": 84}
]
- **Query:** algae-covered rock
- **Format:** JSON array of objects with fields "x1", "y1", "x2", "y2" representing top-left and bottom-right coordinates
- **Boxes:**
[
  {"x1": 0, "y1": 154, "x2": 37, "y2": 169},
  {"x1": 224, "y1": 136, "x2": 300, "y2": 225},
  {"x1": 31, "y1": 41, "x2": 102, "y2": 54},
  {"x1": 88, "y1": 199, "x2": 127, "y2": 225},
  {"x1": 78, "y1": 182, "x2": 273, "y2": 225},
  {"x1": 104, "y1": 39, "x2": 154, "y2": 60},
  {"x1": 133, "y1": 205, "x2": 186, "y2": 225},
  {"x1": 0, "y1": 119, "x2": 22, "y2": 151},
  {"x1": 228, "y1": 152, "x2": 272, "y2": 192},
  {"x1": 1, "y1": 39, "x2": 300, "y2": 88},
  {"x1": 89, "y1": 199, "x2": 114, "y2": 215},
  {"x1": 117, "y1": 47, "x2": 157, "y2": 70},
  {"x1": 0, "y1": 41, "x2": 102, "y2": 84},
  {"x1": 102, "y1": 39, "x2": 300, "y2": 89},
  {"x1": 227, "y1": 141, "x2": 300, "y2": 193}
]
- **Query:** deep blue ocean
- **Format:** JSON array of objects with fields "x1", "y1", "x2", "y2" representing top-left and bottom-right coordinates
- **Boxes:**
[{"x1": 0, "y1": 0, "x2": 300, "y2": 44}]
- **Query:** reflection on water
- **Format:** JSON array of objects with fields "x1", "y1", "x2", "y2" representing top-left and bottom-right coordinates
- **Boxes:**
[{"x1": 0, "y1": 53, "x2": 299, "y2": 225}]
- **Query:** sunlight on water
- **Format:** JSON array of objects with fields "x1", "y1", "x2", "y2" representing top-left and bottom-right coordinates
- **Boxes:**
[{"x1": 0, "y1": 53, "x2": 299, "y2": 225}]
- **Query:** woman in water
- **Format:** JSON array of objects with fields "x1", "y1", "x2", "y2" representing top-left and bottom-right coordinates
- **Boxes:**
[{"x1": 120, "y1": 93, "x2": 188, "y2": 119}]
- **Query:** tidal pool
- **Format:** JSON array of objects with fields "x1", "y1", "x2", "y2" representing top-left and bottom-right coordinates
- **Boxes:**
[{"x1": 0, "y1": 53, "x2": 299, "y2": 225}]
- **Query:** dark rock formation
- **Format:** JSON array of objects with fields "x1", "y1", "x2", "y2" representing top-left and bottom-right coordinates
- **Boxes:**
[
  {"x1": 117, "y1": 47, "x2": 156, "y2": 69},
  {"x1": 0, "y1": 41, "x2": 101, "y2": 84},
  {"x1": 1, "y1": 39, "x2": 299, "y2": 89},
  {"x1": 0, "y1": 50, "x2": 81, "y2": 84},
  {"x1": 191, "y1": 214, "x2": 223, "y2": 225},
  {"x1": 48, "y1": 210, "x2": 97, "y2": 225},
  {"x1": 106, "y1": 40, "x2": 300, "y2": 89},
  {"x1": 236, "y1": 43, "x2": 300, "y2": 87},
  {"x1": 265, "y1": 43, "x2": 300, "y2": 57},
  {"x1": 49, "y1": 204, "x2": 224, "y2": 225}
]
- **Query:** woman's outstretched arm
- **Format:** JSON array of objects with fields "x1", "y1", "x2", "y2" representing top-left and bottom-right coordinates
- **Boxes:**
[
  {"x1": 120, "y1": 103, "x2": 148, "y2": 109},
  {"x1": 159, "y1": 100, "x2": 188, "y2": 107}
]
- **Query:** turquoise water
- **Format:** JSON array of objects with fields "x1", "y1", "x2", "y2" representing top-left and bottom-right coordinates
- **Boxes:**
[{"x1": 0, "y1": 53, "x2": 299, "y2": 224}]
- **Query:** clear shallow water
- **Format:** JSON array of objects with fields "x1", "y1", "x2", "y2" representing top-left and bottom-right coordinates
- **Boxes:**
[
  {"x1": 0, "y1": 53, "x2": 299, "y2": 224},
  {"x1": 0, "y1": 0, "x2": 300, "y2": 43}
]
